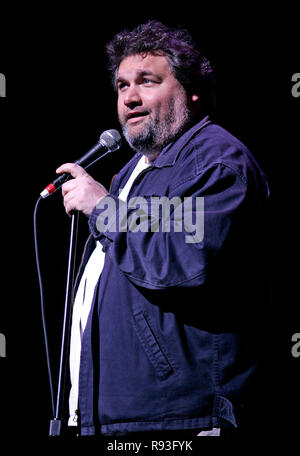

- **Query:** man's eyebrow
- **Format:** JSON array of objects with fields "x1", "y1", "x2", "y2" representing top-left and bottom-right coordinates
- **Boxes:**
[
  {"x1": 116, "y1": 76, "x2": 127, "y2": 85},
  {"x1": 136, "y1": 70, "x2": 161, "y2": 79},
  {"x1": 116, "y1": 70, "x2": 162, "y2": 84}
]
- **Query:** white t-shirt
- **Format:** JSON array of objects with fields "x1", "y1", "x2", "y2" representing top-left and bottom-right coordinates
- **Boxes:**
[{"x1": 68, "y1": 155, "x2": 150, "y2": 426}]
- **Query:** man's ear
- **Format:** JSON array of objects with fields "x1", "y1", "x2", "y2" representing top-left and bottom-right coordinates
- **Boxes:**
[{"x1": 189, "y1": 92, "x2": 201, "y2": 115}]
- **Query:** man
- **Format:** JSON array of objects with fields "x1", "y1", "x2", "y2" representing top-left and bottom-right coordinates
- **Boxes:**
[{"x1": 56, "y1": 21, "x2": 270, "y2": 437}]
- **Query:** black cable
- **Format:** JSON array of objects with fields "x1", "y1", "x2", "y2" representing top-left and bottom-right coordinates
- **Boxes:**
[
  {"x1": 33, "y1": 196, "x2": 55, "y2": 417},
  {"x1": 33, "y1": 152, "x2": 110, "y2": 430}
]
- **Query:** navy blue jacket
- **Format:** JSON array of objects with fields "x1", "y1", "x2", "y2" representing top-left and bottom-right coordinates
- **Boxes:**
[{"x1": 77, "y1": 116, "x2": 270, "y2": 435}]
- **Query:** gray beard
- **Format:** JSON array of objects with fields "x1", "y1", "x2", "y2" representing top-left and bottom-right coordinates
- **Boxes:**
[{"x1": 121, "y1": 100, "x2": 192, "y2": 159}]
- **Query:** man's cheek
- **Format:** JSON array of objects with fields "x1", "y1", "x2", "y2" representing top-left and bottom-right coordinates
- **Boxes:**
[
  {"x1": 117, "y1": 102, "x2": 124, "y2": 124},
  {"x1": 117, "y1": 111, "x2": 126, "y2": 127}
]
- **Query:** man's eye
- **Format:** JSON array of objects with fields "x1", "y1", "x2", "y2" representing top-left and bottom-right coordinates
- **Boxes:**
[
  {"x1": 143, "y1": 78, "x2": 154, "y2": 85},
  {"x1": 118, "y1": 82, "x2": 127, "y2": 91}
]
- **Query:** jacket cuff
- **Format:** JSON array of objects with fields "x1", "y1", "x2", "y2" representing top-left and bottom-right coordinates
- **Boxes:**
[{"x1": 88, "y1": 194, "x2": 120, "y2": 249}]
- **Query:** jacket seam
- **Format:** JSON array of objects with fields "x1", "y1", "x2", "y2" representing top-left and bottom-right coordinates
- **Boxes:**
[
  {"x1": 170, "y1": 162, "x2": 247, "y2": 194},
  {"x1": 213, "y1": 334, "x2": 221, "y2": 394},
  {"x1": 122, "y1": 268, "x2": 206, "y2": 288},
  {"x1": 98, "y1": 415, "x2": 214, "y2": 425}
]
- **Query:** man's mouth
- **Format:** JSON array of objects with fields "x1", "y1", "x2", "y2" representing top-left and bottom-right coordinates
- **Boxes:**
[{"x1": 126, "y1": 110, "x2": 149, "y2": 124}]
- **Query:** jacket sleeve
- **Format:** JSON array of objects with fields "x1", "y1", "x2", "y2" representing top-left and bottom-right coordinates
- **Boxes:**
[{"x1": 88, "y1": 163, "x2": 248, "y2": 290}]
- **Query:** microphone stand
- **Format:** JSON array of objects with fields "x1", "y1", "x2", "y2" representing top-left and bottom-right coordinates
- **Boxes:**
[
  {"x1": 49, "y1": 211, "x2": 79, "y2": 436},
  {"x1": 35, "y1": 133, "x2": 121, "y2": 436}
]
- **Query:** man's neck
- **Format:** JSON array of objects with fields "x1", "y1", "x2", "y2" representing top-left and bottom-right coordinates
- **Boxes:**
[{"x1": 144, "y1": 152, "x2": 160, "y2": 163}]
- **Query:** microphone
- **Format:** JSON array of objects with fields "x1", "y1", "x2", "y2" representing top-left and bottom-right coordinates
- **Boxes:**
[{"x1": 40, "y1": 129, "x2": 122, "y2": 198}]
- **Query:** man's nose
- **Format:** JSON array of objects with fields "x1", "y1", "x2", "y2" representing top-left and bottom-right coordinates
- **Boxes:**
[{"x1": 124, "y1": 85, "x2": 142, "y2": 109}]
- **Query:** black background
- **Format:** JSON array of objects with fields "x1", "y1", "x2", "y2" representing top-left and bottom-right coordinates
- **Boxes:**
[{"x1": 0, "y1": 2, "x2": 299, "y2": 451}]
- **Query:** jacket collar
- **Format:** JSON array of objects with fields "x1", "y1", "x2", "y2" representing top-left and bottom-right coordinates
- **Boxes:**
[
  {"x1": 151, "y1": 115, "x2": 211, "y2": 168},
  {"x1": 117, "y1": 115, "x2": 211, "y2": 182}
]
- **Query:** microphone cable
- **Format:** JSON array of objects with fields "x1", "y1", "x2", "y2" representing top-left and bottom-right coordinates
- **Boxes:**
[
  {"x1": 33, "y1": 195, "x2": 55, "y2": 417},
  {"x1": 33, "y1": 129, "x2": 121, "y2": 428},
  {"x1": 33, "y1": 160, "x2": 111, "y2": 425}
]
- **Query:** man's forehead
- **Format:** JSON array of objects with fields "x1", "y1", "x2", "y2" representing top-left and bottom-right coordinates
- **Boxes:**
[{"x1": 117, "y1": 53, "x2": 171, "y2": 79}]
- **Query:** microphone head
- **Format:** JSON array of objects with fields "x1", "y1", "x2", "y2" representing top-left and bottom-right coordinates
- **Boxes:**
[{"x1": 100, "y1": 129, "x2": 122, "y2": 152}]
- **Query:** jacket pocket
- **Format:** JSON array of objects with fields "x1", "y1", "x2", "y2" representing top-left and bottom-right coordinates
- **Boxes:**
[{"x1": 132, "y1": 311, "x2": 173, "y2": 379}]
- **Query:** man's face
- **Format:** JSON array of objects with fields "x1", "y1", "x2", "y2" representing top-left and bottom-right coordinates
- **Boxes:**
[{"x1": 117, "y1": 53, "x2": 195, "y2": 160}]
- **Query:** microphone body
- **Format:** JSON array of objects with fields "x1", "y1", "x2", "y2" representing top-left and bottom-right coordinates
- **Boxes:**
[{"x1": 40, "y1": 129, "x2": 122, "y2": 198}]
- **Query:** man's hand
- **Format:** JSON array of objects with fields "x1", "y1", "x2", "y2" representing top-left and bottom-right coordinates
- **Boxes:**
[{"x1": 56, "y1": 163, "x2": 108, "y2": 217}]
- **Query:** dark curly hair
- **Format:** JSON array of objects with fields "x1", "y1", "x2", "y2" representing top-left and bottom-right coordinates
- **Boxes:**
[{"x1": 106, "y1": 20, "x2": 216, "y2": 114}]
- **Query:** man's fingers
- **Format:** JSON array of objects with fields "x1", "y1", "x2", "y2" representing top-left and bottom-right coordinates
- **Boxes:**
[
  {"x1": 64, "y1": 197, "x2": 76, "y2": 217},
  {"x1": 57, "y1": 164, "x2": 107, "y2": 217},
  {"x1": 56, "y1": 162, "x2": 87, "y2": 178},
  {"x1": 61, "y1": 187, "x2": 77, "y2": 215},
  {"x1": 61, "y1": 178, "x2": 78, "y2": 197}
]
